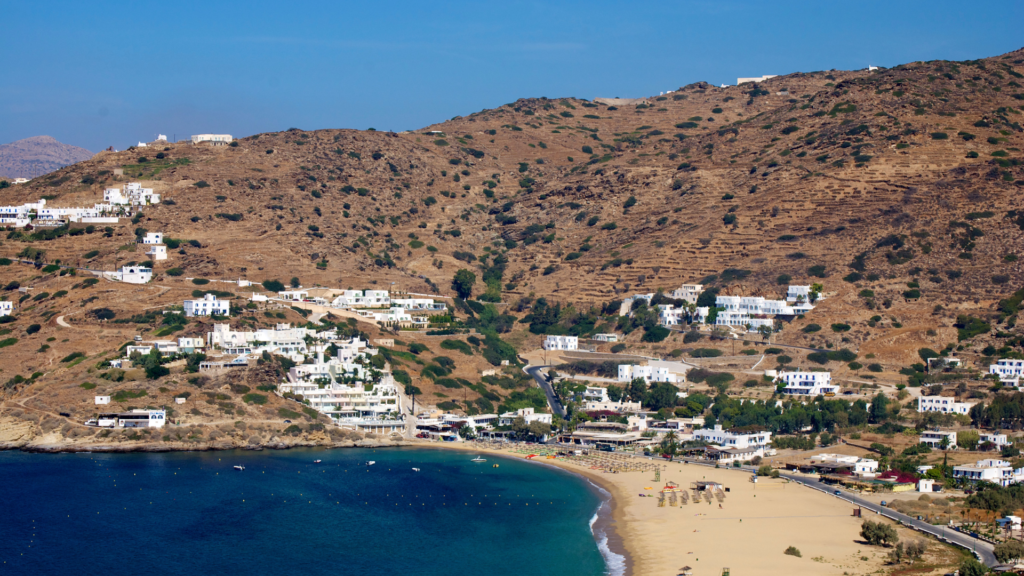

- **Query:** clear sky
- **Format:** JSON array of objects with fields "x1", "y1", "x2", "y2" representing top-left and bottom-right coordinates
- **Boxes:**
[{"x1": 2, "y1": 0, "x2": 1021, "y2": 152}]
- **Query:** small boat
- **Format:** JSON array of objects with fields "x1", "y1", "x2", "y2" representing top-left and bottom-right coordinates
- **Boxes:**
[
  {"x1": 233, "y1": 465, "x2": 245, "y2": 471},
  {"x1": 412, "y1": 468, "x2": 420, "y2": 472},
  {"x1": 313, "y1": 459, "x2": 322, "y2": 464},
  {"x1": 367, "y1": 461, "x2": 376, "y2": 466},
  {"x1": 471, "y1": 456, "x2": 486, "y2": 463}
]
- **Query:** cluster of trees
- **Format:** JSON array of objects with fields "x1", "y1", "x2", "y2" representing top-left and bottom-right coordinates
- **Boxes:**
[
  {"x1": 703, "y1": 393, "x2": 892, "y2": 434},
  {"x1": 602, "y1": 378, "x2": 689, "y2": 412},
  {"x1": 615, "y1": 300, "x2": 670, "y2": 342},
  {"x1": 970, "y1": 393, "x2": 1024, "y2": 430},
  {"x1": 520, "y1": 297, "x2": 602, "y2": 337},
  {"x1": 860, "y1": 520, "x2": 899, "y2": 546}
]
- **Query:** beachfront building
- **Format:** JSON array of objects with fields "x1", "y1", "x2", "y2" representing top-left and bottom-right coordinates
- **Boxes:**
[
  {"x1": 184, "y1": 294, "x2": 230, "y2": 317},
  {"x1": 669, "y1": 284, "x2": 704, "y2": 304},
  {"x1": 617, "y1": 364, "x2": 679, "y2": 384},
  {"x1": 920, "y1": 430, "x2": 958, "y2": 450},
  {"x1": 855, "y1": 458, "x2": 880, "y2": 477},
  {"x1": 191, "y1": 134, "x2": 233, "y2": 145},
  {"x1": 92, "y1": 409, "x2": 166, "y2": 429},
  {"x1": 558, "y1": 415, "x2": 649, "y2": 448},
  {"x1": 592, "y1": 333, "x2": 618, "y2": 343},
  {"x1": 498, "y1": 407, "x2": 552, "y2": 427},
  {"x1": 952, "y1": 459, "x2": 1024, "y2": 487},
  {"x1": 694, "y1": 425, "x2": 772, "y2": 455},
  {"x1": 581, "y1": 386, "x2": 641, "y2": 413},
  {"x1": 990, "y1": 359, "x2": 1024, "y2": 387},
  {"x1": 543, "y1": 335, "x2": 578, "y2": 351},
  {"x1": 775, "y1": 371, "x2": 838, "y2": 396},
  {"x1": 104, "y1": 182, "x2": 160, "y2": 206},
  {"x1": 0, "y1": 301, "x2": 12, "y2": 316},
  {"x1": 917, "y1": 396, "x2": 975, "y2": 415}
]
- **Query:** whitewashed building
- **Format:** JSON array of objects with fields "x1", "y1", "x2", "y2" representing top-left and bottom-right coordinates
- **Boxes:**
[
  {"x1": 593, "y1": 333, "x2": 618, "y2": 342},
  {"x1": 920, "y1": 430, "x2": 958, "y2": 449},
  {"x1": 104, "y1": 182, "x2": 160, "y2": 206},
  {"x1": 669, "y1": 284, "x2": 703, "y2": 304},
  {"x1": 737, "y1": 75, "x2": 777, "y2": 84},
  {"x1": 618, "y1": 364, "x2": 679, "y2": 384},
  {"x1": 990, "y1": 359, "x2": 1024, "y2": 387},
  {"x1": 146, "y1": 244, "x2": 167, "y2": 261},
  {"x1": 142, "y1": 232, "x2": 164, "y2": 244},
  {"x1": 980, "y1": 433, "x2": 1011, "y2": 449},
  {"x1": 918, "y1": 396, "x2": 975, "y2": 415},
  {"x1": 543, "y1": 335, "x2": 578, "y2": 351},
  {"x1": 953, "y1": 459, "x2": 1024, "y2": 487},
  {"x1": 184, "y1": 294, "x2": 230, "y2": 317},
  {"x1": 775, "y1": 371, "x2": 838, "y2": 396},
  {"x1": 498, "y1": 407, "x2": 553, "y2": 426},
  {"x1": 191, "y1": 134, "x2": 233, "y2": 145},
  {"x1": 693, "y1": 425, "x2": 772, "y2": 450},
  {"x1": 581, "y1": 386, "x2": 641, "y2": 413},
  {"x1": 106, "y1": 265, "x2": 153, "y2": 284},
  {"x1": 0, "y1": 301, "x2": 12, "y2": 316},
  {"x1": 330, "y1": 290, "x2": 391, "y2": 308}
]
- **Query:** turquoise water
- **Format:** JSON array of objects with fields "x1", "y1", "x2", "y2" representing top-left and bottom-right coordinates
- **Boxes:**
[{"x1": 0, "y1": 447, "x2": 611, "y2": 575}]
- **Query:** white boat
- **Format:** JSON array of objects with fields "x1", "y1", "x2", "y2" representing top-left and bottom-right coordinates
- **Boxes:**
[
  {"x1": 471, "y1": 456, "x2": 486, "y2": 463},
  {"x1": 412, "y1": 468, "x2": 420, "y2": 472},
  {"x1": 233, "y1": 465, "x2": 245, "y2": 471},
  {"x1": 313, "y1": 459, "x2": 322, "y2": 464},
  {"x1": 367, "y1": 461, "x2": 376, "y2": 466}
]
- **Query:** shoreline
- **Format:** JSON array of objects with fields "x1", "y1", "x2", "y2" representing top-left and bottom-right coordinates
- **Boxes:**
[{"x1": 0, "y1": 438, "x2": 410, "y2": 453}]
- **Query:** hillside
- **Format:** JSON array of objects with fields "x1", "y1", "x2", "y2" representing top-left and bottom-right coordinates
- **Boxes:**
[
  {"x1": 1, "y1": 47, "x2": 1023, "y2": 449},
  {"x1": 0, "y1": 135, "x2": 94, "y2": 179}
]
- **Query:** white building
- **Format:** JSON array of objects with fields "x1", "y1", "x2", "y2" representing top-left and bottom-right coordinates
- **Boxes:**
[
  {"x1": 391, "y1": 298, "x2": 447, "y2": 312},
  {"x1": 920, "y1": 430, "x2": 958, "y2": 449},
  {"x1": 619, "y1": 293, "x2": 655, "y2": 316},
  {"x1": 142, "y1": 232, "x2": 164, "y2": 244},
  {"x1": 104, "y1": 182, "x2": 160, "y2": 206},
  {"x1": 184, "y1": 294, "x2": 230, "y2": 317},
  {"x1": 990, "y1": 359, "x2": 1024, "y2": 387},
  {"x1": 277, "y1": 290, "x2": 308, "y2": 301},
  {"x1": 618, "y1": 364, "x2": 678, "y2": 384},
  {"x1": 95, "y1": 409, "x2": 167, "y2": 428},
  {"x1": 95, "y1": 395, "x2": 110, "y2": 405},
  {"x1": 669, "y1": 284, "x2": 703, "y2": 304},
  {"x1": 107, "y1": 265, "x2": 153, "y2": 284},
  {"x1": 786, "y1": 285, "x2": 821, "y2": 304},
  {"x1": 581, "y1": 386, "x2": 641, "y2": 413},
  {"x1": 953, "y1": 459, "x2": 1024, "y2": 487},
  {"x1": 191, "y1": 134, "x2": 233, "y2": 145},
  {"x1": 693, "y1": 424, "x2": 772, "y2": 450},
  {"x1": 146, "y1": 244, "x2": 167, "y2": 261},
  {"x1": 737, "y1": 75, "x2": 777, "y2": 84},
  {"x1": 330, "y1": 289, "x2": 392, "y2": 308},
  {"x1": 775, "y1": 371, "x2": 838, "y2": 396},
  {"x1": 918, "y1": 396, "x2": 975, "y2": 415},
  {"x1": 593, "y1": 333, "x2": 618, "y2": 342},
  {"x1": 498, "y1": 407, "x2": 553, "y2": 427},
  {"x1": 0, "y1": 301, "x2": 12, "y2": 316},
  {"x1": 981, "y1": 433, "x2": 1011, "y2": 449},
  {"x1": 855, "y1": 458, "x2": 879, "y2": 476},
  {"x1": 543, "y1": 335, "x2": 578, "y2": 351},
  {"x1": 178, "y1": 337, "x2": 204, "y2": 353}
]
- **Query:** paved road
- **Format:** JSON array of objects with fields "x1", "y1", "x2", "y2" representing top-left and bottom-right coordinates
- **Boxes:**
[{"x1": 524, "y1": 365, "x2": 566, "y2": 418}]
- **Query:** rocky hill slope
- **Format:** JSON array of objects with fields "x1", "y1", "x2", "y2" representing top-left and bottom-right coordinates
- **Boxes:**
[
  {"x1": 0, "y1": 135, "x2": 94, "y2": 179},
  {"x1": 1, "y1": 48, "x2": 1023, "y2": 448}
]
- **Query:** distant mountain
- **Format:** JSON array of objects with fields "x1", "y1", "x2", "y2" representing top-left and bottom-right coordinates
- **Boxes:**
[{"x1": 0, "y1": 136, "x2": 93, "y2": 179}]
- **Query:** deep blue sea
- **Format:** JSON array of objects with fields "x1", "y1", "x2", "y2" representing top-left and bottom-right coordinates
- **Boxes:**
[{"x1": 0, "y1": 447, "x2": 614, "y2": 575}]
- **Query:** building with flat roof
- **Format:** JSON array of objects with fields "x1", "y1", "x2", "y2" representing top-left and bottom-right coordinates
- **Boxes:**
[
  {"x1": 918, "y1": 396, "x2": 975, "y2": 415},
  {"x1": 191, "y1": 134, "x2": 233, "y2": 145},
  {"x1": 953, "y1": 459, "x2": 1024, "y2": 487},
  {"x1": 543, "y1": 335, "x2": 578, "y2": 351},
  {"x1": 184, "y1": 293, "x2": 230, "y2": 317},
  {"x1": 991, "y1": 359, "x2": 1024, "y2": 387},
  {"x1": 920, "y1": 430, "x2": 958, "y2": 449},
  {"x1": 775, "y1": 371, "x2": 838, "y2": 396}
]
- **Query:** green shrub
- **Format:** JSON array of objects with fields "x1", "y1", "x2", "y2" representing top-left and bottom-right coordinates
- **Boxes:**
[
  {"x1": 192, "y1": 278, "x2": 209, "y2": 285},
  {"x1": 867, "y1": 363, "x2": 883, "y2": 372},
  {"x1": 831, "y1": 323, "x2": 851, "y2": 332},
  {"x1": 802, "y1": 324, "x2": 821, "y2": 333},
  {"x1": 610, "y1": 343, "x2": 626, "y2": 353},
  {"x1": 691, "y1": 348, "x2": 723, "y2": 358},
  {"x1": 83, "y1": 250, "x2": 100, "y2": 259},
  {"x1": 242, "y1": 393, "x2": 268, "y2": 405},
  {"x1": 62, "y1": 352, "x2": 86, "y2": 363},
  {"x1": 166, "y1": 268, "x2": 184, "y2": 276}
]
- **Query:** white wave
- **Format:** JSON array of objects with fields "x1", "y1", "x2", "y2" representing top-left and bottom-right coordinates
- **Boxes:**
[{"x1": 586, "y1": 480, "x2": 626, "y2": 576}]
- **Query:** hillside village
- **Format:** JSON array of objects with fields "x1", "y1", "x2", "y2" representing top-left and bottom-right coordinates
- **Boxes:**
[{"x1": 4, "y1": 49, "x2": 1024, "y2": 559}]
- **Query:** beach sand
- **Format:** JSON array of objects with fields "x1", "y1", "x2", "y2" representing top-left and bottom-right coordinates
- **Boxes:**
[{"x1": 437, "y1": 442, "x2": 944, "y2": 576}]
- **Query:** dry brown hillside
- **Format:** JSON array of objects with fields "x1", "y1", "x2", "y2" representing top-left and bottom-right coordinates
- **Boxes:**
[{"x1": 2, "y1": 48, "x2": 1024, "y2": 447}]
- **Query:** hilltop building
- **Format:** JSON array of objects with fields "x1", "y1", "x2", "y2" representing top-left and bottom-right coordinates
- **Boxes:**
[
  {"x1": 775, "y1": 371, "x2": 838, "y2": 396},
  {"x1": 543, "y1": 335, "x2": 578, "y2": 351},
  {"x1": 191, "y1": 134, "x2": 233, "y2": 145},
  {"x1": 737, "y1": 75, "x2": 777, "y2": 84},
  {"x1": 0, "y1": 301, "x2": 12, "y2": 316}
]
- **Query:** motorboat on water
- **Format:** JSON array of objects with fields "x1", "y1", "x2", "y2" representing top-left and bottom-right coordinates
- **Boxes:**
[
  {"x1": 471, "y1": 456, "x2": 486, "y2": 463},
  {"x1": 313, "y1": 459, "x2": 322, "y2": 464},
  {"x1": 412, "y1": 468, "x2": 420, "y2": 472},
  {"x1": 233, "y1": 465, "x2": 245, "y2": 471},
  {"x1": 367, "y1": 461, "x2": 376, "y2": 466}
]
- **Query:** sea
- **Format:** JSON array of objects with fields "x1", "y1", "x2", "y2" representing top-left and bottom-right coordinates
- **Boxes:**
[{"x1": 0, "y1": 447, "x2": 622, "y2": 575}]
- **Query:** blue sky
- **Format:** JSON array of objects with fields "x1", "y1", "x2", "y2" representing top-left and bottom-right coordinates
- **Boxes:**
[{"x1": 2, "y1": 0, "x2": 1021, "y2": 152}]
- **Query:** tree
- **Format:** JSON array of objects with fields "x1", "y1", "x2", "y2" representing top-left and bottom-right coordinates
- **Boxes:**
[
  {"x1": 290, "y1": 277, "x2": 301, "y2": 288},
  {"x1": 869, "y1": 393, "x2": 890, "y2": 423},
  {"x1": 511, "y1": 416, "x2": 528, "y2": 439},
  {"x1": 887, "y1": 542, "x2": 904, "y2": 564},
  {"x1": 939, "y1": 435, "x2": 951, "y2": 451},
  {"x1": 660, "y1": 431, "x2": 678, "y2": 456},
  {"x1": 607, "y1": 384, "x2": 623, "y2": 402},
  {"x1": 645, "y1": 382, "x2": 678, "y2": 411},
  {"x1": 626, "y1": 377, "x2": 648, "y2": 403},
  {"x1": 958, "y1": 430, "x2": 980, "y2": 451},
  {"x1": 452, "y1": 269, "x2": 476, "y2": 299},
  {"x1": 262, "y1": 279, "x2": 285, "y2": 292},
  {"x1": 995, "y1": 540, "x2": 1024, "y2": 563},
  {"x1": 457, "y1": 423, "x2": 476, "y2": 440},
  {"x1": 757, "y1": 324, "x2": 773, "y2": 342},
  {"x1": 958, "y1": 558, "x2": 987, "y2": 576},
  {"x1": 528, "y1": 420, "x2": 551, "y2": 439},
  {"x1": 860, "y1": 520, "x2": 899, "y2": 547}
]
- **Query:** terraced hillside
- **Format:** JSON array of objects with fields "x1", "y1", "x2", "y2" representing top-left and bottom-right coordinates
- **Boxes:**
[{"x1": 1, "y1": 48, "x2": 1024, "y2": 447}]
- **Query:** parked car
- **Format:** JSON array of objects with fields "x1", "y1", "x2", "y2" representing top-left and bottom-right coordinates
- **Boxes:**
[
  {"x1": 833, "y1": 490, "x2": 842, "y2": 495},
  {"x1": 59, "y1": 412, "x2": 71, "y2": 417},
  {"x1": 283, "y1": 419, "x2": 292, "y2": 424}
]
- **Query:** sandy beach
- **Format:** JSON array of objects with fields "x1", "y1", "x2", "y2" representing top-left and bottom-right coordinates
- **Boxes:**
[{"x1": 434, "y1": 441, "x2": 950, "y2": 576}]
